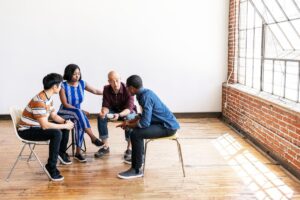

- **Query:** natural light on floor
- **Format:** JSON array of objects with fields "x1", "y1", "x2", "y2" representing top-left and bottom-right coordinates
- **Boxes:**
[{"x1": 213, "y1": 133, "x2": 294, "y2": 200}]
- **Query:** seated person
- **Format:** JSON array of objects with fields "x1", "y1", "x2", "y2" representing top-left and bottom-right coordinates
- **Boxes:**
[
  {"x1": 18, "y1": 73, "x2": 74, "y2": 181},
  {"x1": 117, "y1": 75, "x2": 180, "y2": 179},
  {"x1": 58, "y1": 64, "x2": 104, "y2": 162},
  {"x1": 95, "y1": 71, "x2": 137, "y2": 162}
]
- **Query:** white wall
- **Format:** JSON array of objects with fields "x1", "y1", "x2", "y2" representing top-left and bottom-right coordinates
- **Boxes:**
[{"x1": 0, "y1": 0, "x2": 229, "y2": 114}]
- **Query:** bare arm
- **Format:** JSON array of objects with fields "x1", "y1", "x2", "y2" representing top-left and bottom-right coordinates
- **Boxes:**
[
  {"x1": 37, "y1": 115, "x2": 74, "y2": 130},
  {"x1": 59, "y1": 88, "x2": 76, "y2": 109},
  {"x1": 50, "y1": 110, "x2": 66, "y2": 124},
  {"x1": 85, "y1": 82, "x2": 103, "y2": 95}
]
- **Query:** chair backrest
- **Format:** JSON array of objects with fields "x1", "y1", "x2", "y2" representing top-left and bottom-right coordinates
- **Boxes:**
[{"x1": 9, "y1": 106, "x2": 26, "y2": 142}]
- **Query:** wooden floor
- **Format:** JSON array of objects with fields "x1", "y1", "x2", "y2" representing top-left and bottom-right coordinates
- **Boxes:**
[{"x1": 1, "y1": 118, "x2": 300, "y2": 200}]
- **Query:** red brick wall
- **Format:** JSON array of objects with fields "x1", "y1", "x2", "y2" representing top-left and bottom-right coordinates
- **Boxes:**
[{"x1": 223, "y1": 0, "x2": 300, "y2": 177}]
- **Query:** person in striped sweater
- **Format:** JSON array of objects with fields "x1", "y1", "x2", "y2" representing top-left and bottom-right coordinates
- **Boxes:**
[{"x1": 18, "y1": 73, "x2": 74, "y2": 181}]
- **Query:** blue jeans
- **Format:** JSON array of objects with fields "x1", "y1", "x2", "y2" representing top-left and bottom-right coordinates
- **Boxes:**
[
  {"x1": 131, "y1": 124, "x2": 177, "y2": 171},
  {"x1": 97, "y1": 111, "x2": 136, "y2": 141}
]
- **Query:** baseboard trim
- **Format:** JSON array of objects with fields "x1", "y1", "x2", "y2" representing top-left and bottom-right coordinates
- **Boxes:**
[
  {"x1": 0, "y1": 115, "x2": 11, "y2": 120},
  {"x1": 222, "y1": 115, "x2": 300, "y2": 181},
  {"x1": 0, "y1": 112, "x2": 222, "y2": 120},
  {"x1": 174, "y1": 112, "x2": 222, "y2": 118}
]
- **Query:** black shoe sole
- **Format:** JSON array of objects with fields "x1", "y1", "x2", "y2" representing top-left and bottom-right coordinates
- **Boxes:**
[
  {"x1": 43, "y1": 165, "x2": 64, "y2": 181},
  {"x1": 58, "y1": 155, "x2": 72, "y2": 165},
  {"x1": 94, "y1": 152, "x2": 110, "y2": 158},
  {"x1": 74, "y1": 156, "x2": 87, "y2": 163}
]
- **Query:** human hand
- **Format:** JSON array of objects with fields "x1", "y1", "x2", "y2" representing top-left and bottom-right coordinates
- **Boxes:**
[
  {"x1": 83, "y1": 110, "x2": 90, "y2": 117},
  {"x1": 65, "y1": 120, "x2": 74, "y2": 130},
  {"x1": 116, "y1": 121, "x2": 126, "y2": 129},
  {"x1": 99, "y1": 112, "x2": 106, "y2": 119},
  {"x1": 110, "y1": 113, "x2": 119, "y2": 121}
]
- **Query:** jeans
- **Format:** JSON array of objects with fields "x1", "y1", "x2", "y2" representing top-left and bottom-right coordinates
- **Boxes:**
[
  {"x1": 97, "y1": 111, "x2": 136, "y2": 141},
  {"x1": 18, "y1": 128, "x2": 69, "y2": 170},
  {"x1": 131, "y1": 124, "x2": 177, "y2": 171}
]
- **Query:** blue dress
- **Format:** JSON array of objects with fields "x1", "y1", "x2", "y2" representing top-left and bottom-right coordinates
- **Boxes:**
[{"x1": 58, "y1": 80, "x2": 91, "y2": 147}]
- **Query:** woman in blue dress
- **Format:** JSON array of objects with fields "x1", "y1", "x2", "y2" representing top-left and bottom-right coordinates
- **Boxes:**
[{"x1": 58, "y1": 64, "x2": 103, "y2": 162}]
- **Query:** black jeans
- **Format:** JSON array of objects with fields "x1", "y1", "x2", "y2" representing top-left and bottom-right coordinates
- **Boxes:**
[
  {"x1": 18, "y1": 128, "x2": 69, "y2": 170},
  {"x1": 130, "y1": 124, "x2": 177, "y2": 171}
]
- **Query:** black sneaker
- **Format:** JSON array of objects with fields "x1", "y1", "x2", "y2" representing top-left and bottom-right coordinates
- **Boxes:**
[
  {"x1": 44, "y1": 164, "x2": 64, "y2": 182},
  {"x1": 94, "y1": 147, "x2": 110, "y2": 158},
  {"x1": 92, "y1": 138, "x2": 104, "y2": 147},
  {"x1": 118, "y1": 168, "x2": 143, "y2": 179},
  {"x1": 123, "y1": 149, "x2": 132, "y2": 160},
  {"x1": 58, "y1": 152, "x2": 72, "y2": 165},
  {"x1": 74, "y1": 153, "x2": 87, "y2": 163}
]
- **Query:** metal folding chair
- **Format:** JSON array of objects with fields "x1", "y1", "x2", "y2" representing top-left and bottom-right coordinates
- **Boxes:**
[
  {"x1": 6, "y1": 106, "x2": 49, "y2": 181},
  {"x1": 65, "y1": 128, "x2": 86, "y2": 157}
]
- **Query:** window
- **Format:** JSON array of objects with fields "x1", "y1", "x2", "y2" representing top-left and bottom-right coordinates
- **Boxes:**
[{"x1": 237, "y1": 0, "x2": 300, "y2": 102}]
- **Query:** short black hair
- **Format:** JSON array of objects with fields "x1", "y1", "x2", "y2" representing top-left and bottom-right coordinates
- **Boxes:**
[
  {"x1": 43, "y1": 73, "x2": 63, "y2": 90},
  {"x1": 63, "y1": 64, "x2": 81, "y2": 81},
  {"x1": 126, "y1": 75, "x2": 143, "y2": 89}
]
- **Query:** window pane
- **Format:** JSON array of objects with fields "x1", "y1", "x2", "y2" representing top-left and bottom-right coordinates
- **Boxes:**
[
  {"x1": 285, "y1": 62, "x2": 299, "y2": 101},
  {"x1": 268, "y1": 24, "x2": 293, "y2": 50},
  {"x1": 254, "y1": 28, "x2": 262, "y2": 58},
  {"x1": 240, "y1": 1, "x2": 248, "y2": 30},
  {"x1": 265, "y1": 27, "x2": 285, "y2": 57},
  {"x1": 291, "y1": 19, "x2": 300, "y2": 38},
  {"x1": 295, "y1": 0, "x2": 300, "y2": 11},
  {"x1": 264, "y1": 0, "x2": 286, "y2": 22},
  {"x1": 263, "y1": 60, "x2": 273, "y2": 93},
  {"x1": 247, "y1": 30, "x2": 254, "y2": 57},
  {"x1": 279, "y1": 22, "x2": 300, "y2": 50},
  {"x1": 238, "y1": 58, "x2": 246, "y2": 84},
  {"x1": 251, "y1": 0, "x2": 274, "y2": 24},
  {"x1": 253, "y1": 58, "x2": 261, "y2": 90},
  {"x1": 273, "y1": 61, "x2": 285, "y2": 97},
  {"x1": 247, "y1": 2, "x2": 255, "y2": 29},
  {"x1": 239, "y1": 30, "x2": 247, "y2": 57},
  {"x1": 277, "y1": 0, "x2": 300, "y2": 19},
  {"x1": 254, "y1": 12, "x2": 263, "y2": 28},
  {"x1": 246, "y1": 58, "x2": 253, "y2": 87}
]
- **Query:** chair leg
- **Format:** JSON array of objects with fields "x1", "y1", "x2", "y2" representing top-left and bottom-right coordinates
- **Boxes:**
[
  {"x1": 175, "y1": 139, "x2": 186, "y2": 177},
  {"x1": 27, "y1": 144, "x2": 36, "y2": 162},
  {"x1": 143, "y1": 140, "x2": 149, "y2": 175},
  {"x1": 72, "y1": 129, "x2": 76, "y2": 156},
  {"x1": 65, "y1": 129, "x2": 76, "y2": 156},
  {"x1": 6, "y1": 143, "x2": 27, "y2": 181},
  {"x1": 81, "y1": 137, "x2": 86, "y2": 152},
  {"x1": 27, "y1": 144, "x2": 44, "y2": 170}
]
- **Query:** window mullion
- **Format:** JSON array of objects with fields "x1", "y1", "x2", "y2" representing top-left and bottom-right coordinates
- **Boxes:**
[
  {"x1": 283, "y1": 61, "x2": 287, "y2": 98},
  {"x1": 260, "y1": 24, "x2": 266, "y2": 92},
  {"x1": 298, "y1": 62, "x2": 300, "y2": 102}
]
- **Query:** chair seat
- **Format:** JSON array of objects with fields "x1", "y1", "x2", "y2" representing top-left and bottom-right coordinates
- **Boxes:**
[
  {"x1": 147, "y1": 133, "x2": 178, "y2": 141},
  {"x1": 22, "y1": 140, "x2": 49, "y2": 145}
]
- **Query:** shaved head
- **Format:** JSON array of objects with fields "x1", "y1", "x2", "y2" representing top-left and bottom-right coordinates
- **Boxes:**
[
  {"x1": 108, "y1": 71, "x2": 120, "y2": 81},
  {"x1": 108, "y1": 70, "x2": 121, "y2": 93}
]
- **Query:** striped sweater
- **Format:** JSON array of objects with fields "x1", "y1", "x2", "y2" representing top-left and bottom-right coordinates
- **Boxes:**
[{"x1": 18, "y1": 91, "x2": 54, "y2": 131}]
